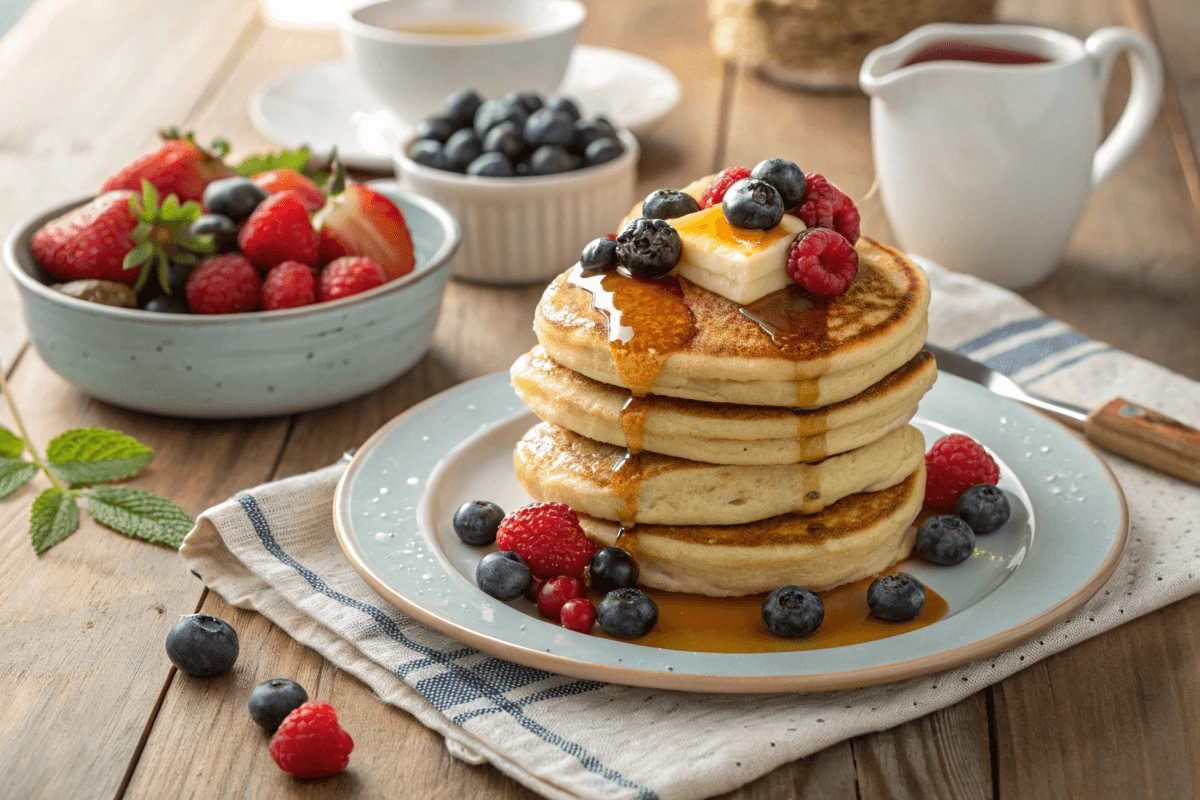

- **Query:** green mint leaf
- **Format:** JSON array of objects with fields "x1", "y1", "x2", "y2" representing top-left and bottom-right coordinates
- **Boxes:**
[
  {"x1": 86, "y1": 486, "x2": 193, "y2": 548},
  {"x1": 45, "y1": 427, "x2": 154, "y2": 486},
  {"x1": 235, "y1": 145, "x2": 311, "y2": 177},
  {"x1": 0, "y1": 458, "x2": 37, "y2": 500},
  {"x1": 30, "y1": 488, "x2": 80, "y2": 554},
  {"x1": 0, "y1": 425, "x2": 23, "y2": 458}
]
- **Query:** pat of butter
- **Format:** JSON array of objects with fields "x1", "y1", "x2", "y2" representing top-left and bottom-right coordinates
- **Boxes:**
[
  {"x1": 677, "y1": 262, "x2": 793, "y2": 305},
  {"x1": 669, "y1": 206, "x2": 805, "y2": 285}
]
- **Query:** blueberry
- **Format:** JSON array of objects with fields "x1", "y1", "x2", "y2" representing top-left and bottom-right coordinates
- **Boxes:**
[
  {"x1": 589, "y1": 547, "x2": 639, "y2": 593},
  {"x1": 165, "y1": 614, "x2": 239, "y2": 676},
  {"x1": 145, "y1": 295, "x2": 189, "y2": 314},
  {"x1": 615, "y1": 217, "x2": 681, "y2": 279},
  {"x1": 584, "y1": 136, "x2": 624, "y2": 166},
  {"x1": 761, "y1": 586, "x2": 825, "y2": 638},
  {"x1": 506, "y1": 91, "x2": 544, "y2": 115},
  {"x1": 445, "y1": 88, "x2": 483, "y2": 127},
  {"x1": 867, "y1": 573, "x2": 926, "y2": 621},
  {"x1": 476, "y1": 551, "x2": 531, "y2": 600},
  {"x1": 188, "y1": 213, "x2": 239, "y2": 252},
  {"x1": 453, "y1": 500, "x2": 505, "y2": 545},
  {"x1": 483, "y1": 121, "x2": 526, "y2": 162},
  {"x1": 443, "y1": 128, "x2": 483, "y2": 172},
  {"x1": 722, "y1": 178, "x2": 784, "y2": 229},
  {"x1": 415, "y1": 114, "x2": 458, "y2": 143},
  {"x1": 750, "y1": 158, "x2": 807, "y2": 209},
  {"x1": 410, "y1": 138, "x2": 451, "y2": 171},
  {"x1": 597, "y1": 587, "x2": 658, "y2": 638},
  {"x1": 956, "y1": 484, "x2": 1011, "y2": 534},
  {"x1": 916, "y1": 514, "x2": 976, "y2": 565},
  {"x1": 545, "y1": 96, "x2": 581, "y2": 122},
  {"x1": 201, "y1": 177, "x2": 268, "y2": 223},
  {"x1": 580, "y1": 237, "x2": 619, "y2": 271},
  {"x1": 571, "y1": 116, "x2": 616, "y2": 154},
  {"x1": 248, "y1": 678, "x2": 308, "y2": 733},
  {"x1": 474, "y1": 98, "x2": 528, "y2": 138},
  {"x1": 527, "y1": 144, "x2": 574, "y2": 175},
  {"x1": 642, "y1": 188, "x2": 701, "y2": 221},
  {"x1": 523, "y1": 108, "x2": 575, "y2": 149},
  {"x1": 165, "y1": 261, "x2": 195, "y2": 294},
  {"x1": 466, "y1": 152, "x2": 515, "y2": 177}
]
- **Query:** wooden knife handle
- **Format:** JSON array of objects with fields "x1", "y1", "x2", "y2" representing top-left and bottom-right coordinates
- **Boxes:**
[{"x1": 1084, "y1": 398, "x2": 1200, "y2": 485}]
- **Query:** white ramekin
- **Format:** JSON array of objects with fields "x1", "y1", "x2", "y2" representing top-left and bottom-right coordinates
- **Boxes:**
[{"x1": 394, "y1": 129, "x2": 639, "y2": 284}]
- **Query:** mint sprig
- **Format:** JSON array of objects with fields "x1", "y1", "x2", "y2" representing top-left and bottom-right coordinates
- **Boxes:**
[
  {"x1": 235, "y1": 145, "x2": 329, "y2": 186},
  {"x1": 0, "y1": 370, "x2": 193, "y2": 554}
]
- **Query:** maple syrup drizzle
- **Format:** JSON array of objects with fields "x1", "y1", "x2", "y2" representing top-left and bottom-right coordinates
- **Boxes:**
[
  {"x1": 591, "y1": 561, "x2": 947, "y2": 653},
  {"x1": 619, "y1": 395, "x2": 650, "y2": 454},
  {"x1": 569, "y1": 265, "x2": 697, "y2": 527}
]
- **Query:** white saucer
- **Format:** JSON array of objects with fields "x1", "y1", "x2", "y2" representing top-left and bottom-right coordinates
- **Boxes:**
[{"x1": 249, "y1": 46, "x2": 681, "y2": 172}]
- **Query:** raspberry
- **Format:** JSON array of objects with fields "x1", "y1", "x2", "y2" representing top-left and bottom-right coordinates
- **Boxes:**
[
  {"x1": 262, "y1": 261, "x2": 316, "y2": 311},
  {"x1": 318, "y1": 256, "x2": 387, "y2": 302},
  {"x1": 795, "y1": 173, "x2": 860, "y2": 244},
  {"x1": 786, "y1": 228, "x2": 859, "y2": 297},
  {"x1": 699, "y1": 165, "x2": 751, "y2": 208},
  {"x1": 536, "y1": 576, "x2": 586, "y2": 621},
  {"x1": 268, "y1": 701, "x2": 354, "y2": 779},
  {"x1": 496, "y1": 502, "x2": 596, "y2": 579},
  {"x1": 924, "y1": 434, "x2": 1000, "y2": 514},
  {"x1": 185, "y1": 254, "x2": 261, "y2": 314},
  {"x1": 559, "y1": 597, "x2": 597, "y2": 633}
]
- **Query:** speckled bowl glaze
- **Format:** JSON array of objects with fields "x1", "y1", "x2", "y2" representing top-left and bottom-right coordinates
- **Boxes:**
[{"x1": 4, "y1": 185, "x2": 459, "y2": 418}]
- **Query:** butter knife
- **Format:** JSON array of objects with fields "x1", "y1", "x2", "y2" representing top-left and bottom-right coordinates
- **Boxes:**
[{"x1": 926, "y1": 344, "x2": 1200, "y2": 486}]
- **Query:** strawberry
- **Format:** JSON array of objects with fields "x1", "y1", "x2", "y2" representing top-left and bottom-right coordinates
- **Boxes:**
[
  {"x1": 32, "y1": 182, "x2": 213, "y2": 289},
  {"x1": 238, "y1": 190, "x2": 320, "y2": 267},
  {"x1": 252, "y1": 168, "x2": 326, "y2": 213},
  {"x1": 100, "y1": 129, "x2": 236, "y2": 203},
  {"x1": 312, "y1": 163, "x2": 415, "y2": 280}
]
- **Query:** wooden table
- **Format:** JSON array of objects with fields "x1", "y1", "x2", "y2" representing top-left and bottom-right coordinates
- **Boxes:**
[{"x1": 2, "y1": 0, "x2": 1198, "y2": 797}]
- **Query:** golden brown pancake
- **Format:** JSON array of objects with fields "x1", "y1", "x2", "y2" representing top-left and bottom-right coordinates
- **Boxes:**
[
  {"x1": 511, "y1": 346, "x2": 936, "y2": 464},
  {"x1": 533, "y1": 238, "x2": 930, "y2": 406},
  {"x1": 579, "y1": 466, "x2": 926, "y2": 596}
]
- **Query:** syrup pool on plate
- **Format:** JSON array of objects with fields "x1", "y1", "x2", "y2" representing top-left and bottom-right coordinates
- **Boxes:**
[{"x1": 591, "y1": 562, "x2": 948, "y2": 654}]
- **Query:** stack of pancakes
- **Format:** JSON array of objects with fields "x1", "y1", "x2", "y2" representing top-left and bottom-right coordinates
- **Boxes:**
[{"x1": 510, "y1": 189, "x2": 934, "y2": 597}]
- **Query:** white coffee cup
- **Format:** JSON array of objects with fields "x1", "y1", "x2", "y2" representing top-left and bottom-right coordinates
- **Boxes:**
[
  {"x1": 860, "y1": 24, "x2": 1163, "y2": 289},
  {"x1": 343, "y1": 0, "x2": 585, "y2": 127}
]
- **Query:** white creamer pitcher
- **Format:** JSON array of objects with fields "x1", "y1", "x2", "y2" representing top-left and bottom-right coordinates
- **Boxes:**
[{"x1": 860, "y1": 24, "x2": 1163, "y2": 289}]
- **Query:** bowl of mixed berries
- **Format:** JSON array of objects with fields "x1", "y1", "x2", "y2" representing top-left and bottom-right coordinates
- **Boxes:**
[
  {"x1": 4, "y1": 130, "x2": 460, "y2": 418},
  {"x1": 395, "y1": 89, "x2": 638, "y2": 284}
]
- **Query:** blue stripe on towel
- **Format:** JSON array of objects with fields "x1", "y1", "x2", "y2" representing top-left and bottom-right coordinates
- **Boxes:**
[
  {"x1": 235, "y1": 494, "x2": 656, "y2": 800},
  {"x1": 957, "y1": 317, "x2": 1055, "y2": 353},
  {"x1": 980, "y1": 331, "x2": 1090, "y2": 375}
]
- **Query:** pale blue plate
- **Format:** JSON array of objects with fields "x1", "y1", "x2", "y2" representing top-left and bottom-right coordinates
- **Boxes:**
[{"x1": 333, "y1": 371, "x2": 1127, "y2": 692}]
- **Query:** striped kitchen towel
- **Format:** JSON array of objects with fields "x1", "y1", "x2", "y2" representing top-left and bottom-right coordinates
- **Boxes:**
[{"x1": 181, "y1": 261, "x2": 1200, "y2": 800}]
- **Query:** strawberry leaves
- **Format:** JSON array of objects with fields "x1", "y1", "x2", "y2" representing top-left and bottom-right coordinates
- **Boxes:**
[{"x1": 124, "y1": 180, "x2": 213, "y2": 293}]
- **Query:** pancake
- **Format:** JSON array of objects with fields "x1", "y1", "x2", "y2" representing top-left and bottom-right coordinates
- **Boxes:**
[
  {"x1": 533, "y1": 237, "x2": 930, "y2": 406},
  {"x1": 514, "y1": 421, "x2": 924, "y2": 526},
  {"x1": 511, "y1": 346, "x2": 936, "y2": 464},
  {"x1": 578, "y1": 466, "x2": 925, "y2": 596}
]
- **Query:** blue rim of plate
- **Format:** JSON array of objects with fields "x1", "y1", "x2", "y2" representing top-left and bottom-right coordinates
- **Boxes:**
[{"x1": 333, "y1": 370, "x2": 1128, "y2": 692}]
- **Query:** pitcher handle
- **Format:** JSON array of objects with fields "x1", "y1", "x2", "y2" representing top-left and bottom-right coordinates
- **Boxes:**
[{"x1": 1085, "y1": 27, "x2": 1164, "y2": 189}]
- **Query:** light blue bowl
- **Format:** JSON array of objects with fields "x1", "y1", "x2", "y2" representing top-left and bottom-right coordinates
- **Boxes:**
[{"x1": 4, "y1": 185, "x2": 459, "y2": 418}]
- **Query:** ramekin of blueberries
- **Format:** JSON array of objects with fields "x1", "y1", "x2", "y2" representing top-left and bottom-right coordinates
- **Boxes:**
[{"x1": 394, "y1": 88, "x2": 638, "y2": 284}]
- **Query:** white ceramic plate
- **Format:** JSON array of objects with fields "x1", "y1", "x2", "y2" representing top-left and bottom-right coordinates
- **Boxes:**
[
  {"x1": 333, "y1": 370, "x2": 1128, "y2": 692},
  {"x1": 250, "y1": 46, "x2": 681, "y2": 171}
]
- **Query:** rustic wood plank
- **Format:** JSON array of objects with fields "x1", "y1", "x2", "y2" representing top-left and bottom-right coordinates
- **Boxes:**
[
  {"x1": 852, "y1": 693, "x2": 991, "y2": 800},
  {"x1": 1142, "y1": 0, "x2": 1200, "y2": 211},
  {"x1": 126, "y1": 1, "x2": 743, "y2": 797},
  {"x1": 0, "y1": 350, "x2": 289, "y2": 800},
  {"x1": 720, "y1": 745, "x2": 858, "y2": 799},
  {"x1": 0, "y1": 0, "x2": 263, "y2": 373},
  {"x1": 993, "y1": 598, "x2": 1200, "y2": 798}
]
